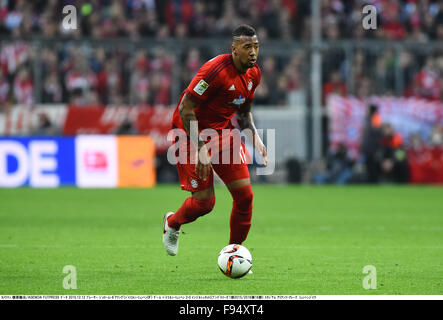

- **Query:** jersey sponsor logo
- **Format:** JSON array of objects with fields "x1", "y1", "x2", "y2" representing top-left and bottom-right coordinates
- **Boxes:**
[
  {"x1": 193, "y1": 79, "x2": 209, "y2": 96},
  {"x1": 248, "y1": 80, "x2": 253, "y2": 91},
  {"x1": 229, "y1": 84, "x2": 236, "y2": 91},
  {"x1": 231, "y1": 95, "x2": 246, "y2": 106}
]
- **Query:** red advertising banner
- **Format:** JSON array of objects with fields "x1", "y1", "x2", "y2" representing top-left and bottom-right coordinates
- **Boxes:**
[{"x1": 63, "y1": 105, "x2": 174, "y2": 153}]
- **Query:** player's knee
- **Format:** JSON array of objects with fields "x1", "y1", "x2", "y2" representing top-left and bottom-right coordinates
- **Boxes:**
[
  {"x1": 194, "y1": 196, "x2": 215, "y2": 216},
  {"x1": 240, "y1": 189, "x2": 253, "y2": 211},
  {"x1": 232, "y1": 185, "x2": 253, "y2": 214}
]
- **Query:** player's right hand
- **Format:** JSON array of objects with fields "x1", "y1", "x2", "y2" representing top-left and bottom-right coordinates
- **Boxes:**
[
  {"x1": 195, "y1": 144, "x2": 212, "y2": 181},
  {"x1": 254, "y1": 137, "x2": 268, "y2": 167}
]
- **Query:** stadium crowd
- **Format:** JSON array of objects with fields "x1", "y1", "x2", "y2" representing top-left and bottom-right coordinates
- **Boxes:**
[
  {"x1": 0, "y1": 0, "x2": 442, "y2": 110},
  {"x1": 1, "y1": 0, "x2": 443, "y2": 41}
]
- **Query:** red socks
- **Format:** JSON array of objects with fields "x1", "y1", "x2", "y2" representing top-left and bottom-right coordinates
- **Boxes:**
[
  {"x1": 167, "y1": 185, "x2": 253, "y2": 245},
  {"x1": 229, "y1": 185, "x2": 253, "y2": 245},
  {"x1": 168, "y1": 196, "x2": 215, "y2": 230}
]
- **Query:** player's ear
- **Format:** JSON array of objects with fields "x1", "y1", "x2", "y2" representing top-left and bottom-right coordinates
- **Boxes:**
[{"x1": 232, "y1": 43, "x2": 238, "y2": 56}]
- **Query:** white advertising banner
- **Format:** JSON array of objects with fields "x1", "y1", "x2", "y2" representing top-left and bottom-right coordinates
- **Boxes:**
[{"x1": 75, "y1": 135, "x2": 118, "y2": 188}]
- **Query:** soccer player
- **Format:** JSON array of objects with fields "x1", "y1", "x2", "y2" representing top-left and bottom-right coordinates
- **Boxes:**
[{"x1": 163, "y1": 25, "x2": 267, "y2": 256}]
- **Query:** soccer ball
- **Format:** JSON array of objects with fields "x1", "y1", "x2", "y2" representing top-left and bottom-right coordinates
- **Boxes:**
[{"x1": 217, "y1": 244, "x2": 252, "y2": 278}]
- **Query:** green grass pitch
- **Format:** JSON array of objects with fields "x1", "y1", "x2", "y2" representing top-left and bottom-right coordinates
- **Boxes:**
[{"x1": 0, "y1": 185, "x2": 442, "y2": 295}]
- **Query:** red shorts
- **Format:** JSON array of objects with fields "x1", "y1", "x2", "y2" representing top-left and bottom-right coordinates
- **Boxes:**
[{"x1": 174, "y1": 136, "x2": 250, "y2": 192}]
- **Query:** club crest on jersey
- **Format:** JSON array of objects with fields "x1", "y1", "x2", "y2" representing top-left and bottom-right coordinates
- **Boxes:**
[
  {"x1": 190, "y1": 179, "x2": 198, "y2": 188},
  {"x1": 231, "y1": 95, "x2": 246, "y2": 106},
  {"x1": 193, "y1": 79, "x2": 209, "y2": 96},
  {"x1": 248, "y1": 80, "x2": 253, "y2": 91}
]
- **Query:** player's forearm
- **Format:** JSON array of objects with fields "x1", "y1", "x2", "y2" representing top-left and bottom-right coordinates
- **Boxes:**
[
  {"x1": 238, "y1": 111, "x2": 266, "y2": 153},
  {"x1": 180, "y1": 107, "x2": 196, "y2": 135},
  {"x1": 237, "y1": 111, "x2": 259, "y2": 140},
  {"x1": 179, "y1": 96, "x2": 205, "y2": 149}
]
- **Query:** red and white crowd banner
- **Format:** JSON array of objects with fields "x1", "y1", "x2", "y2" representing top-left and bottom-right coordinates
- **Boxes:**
[
  {"x1": 327, "y1": 95, "x2": 443, "y2": 158},
  {"x1": 63, "y1": 105, "x2": 174, "y2": 154},
  {"x1": 0, "y1": 105, "x2": 174, "y2": 154}
]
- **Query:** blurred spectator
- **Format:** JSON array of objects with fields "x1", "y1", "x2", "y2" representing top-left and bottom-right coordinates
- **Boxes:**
[
  {"x1": 0, "y1": 68, "x2": 10, "y2": 112},
  {"x1": 129, "y1": 53, "x2": 151, "y2": 105},
  {"x1": 351, "y1": 50, "x2": 377, "y2": 98},
  {"x1": 216, "y1": 0, "x2": 241, "y2": 36},
  {"x1": 375, "y1": 123, "x2": 409, "y2": 183},
  {"x1": 64, "y1": 53, "x2": 97, "y2": 105},
  {"x1": 128, "y1": 48, "x2": 173, "y2": 106},
  {"x1": 181, "y1": 47, "x2": 203, "y2": 89},
  {"x1": 380, "y1": 4, "x2": 406, "y2": 40},
  {"x1": 284, "y1": 52, "x2": 307, "y2": 107},
  {"x1": 399, "y1": 50, "x2": 415, "y2": 95},
  {"x1": 430, "y1": 125, "x2": 443, "y2": 146},
  {"x1": 165, "y1": 0, "x2": 194, "y2": 31},
  {"x1": 356, "y1": 77, "x2": 373, "y2": 99},
  {"x1": 322, "y1": 70, "x2": 346, "y2": 103},
  {"x1": 360, "y1": 104, "x2": 382, "y2": 183},
  {"x1": 260, "y1": 56, "x2": 280, "y2": 103},
  {"x1": 0, "y1": 41, "x2": 30, "y2": 76},
  {"x1": 428, "y1": 125, "x2": 443, "y2": 183},
  {"x1": 286, "y1": 157, "x2": 302, "y2": 183},
  {"x1": 411, "y1": 57, "x2": 442, "y2": 101},
  {"x1": 314, "y1": 143, "x2": 355, "y2": 185},
  {"x1": 407, "y1": 126, "x2": 443, "y2": 184},
  {"x1": 69, "y1": 87, "x2": 87, "y2": 106},
  {"x1": 42, "y1": 71, "x2": 62, "y2": 103},
  {"x1": 13, "y1": 66, "x2": 33, "y2": 106},
  {"x1": 436, "y1": 24, "x2": 443, "y2": 40},
  {"x1": 114, "y1": 118, "x2": 138, "y2": 135},
  {"x1": 32, "y1": 112, "x2": 59, "y2": 136},
  {"x1": 253, "y1": 76, "x2": 270, "y2": 105},
  {"x1": 407, "y1": 133, "x2": 430, "y2": 183},
  {"x1": 96, "y1": 59, "x2": 123, "y2": 105},
  {"x1": 375, "y1": 49, "x2": 397, "y2": 94}
]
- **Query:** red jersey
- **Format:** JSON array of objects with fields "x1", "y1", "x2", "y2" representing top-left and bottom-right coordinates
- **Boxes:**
[{"x1": 172, "y1": 54, "x2": 261, "y2": 133}]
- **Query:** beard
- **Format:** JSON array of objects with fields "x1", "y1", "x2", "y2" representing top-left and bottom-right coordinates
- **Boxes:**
[{"x1": 242, "y1": 60, "x2": 255, "y2": 69}]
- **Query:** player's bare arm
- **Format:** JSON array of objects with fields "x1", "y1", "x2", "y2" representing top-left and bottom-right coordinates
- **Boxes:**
[
  {"x1": 237, "y1": 102, "x2": 267, "y2": 166},
  {"x1": 178, "y1": 94, "x2": 212, "y2": 180}
]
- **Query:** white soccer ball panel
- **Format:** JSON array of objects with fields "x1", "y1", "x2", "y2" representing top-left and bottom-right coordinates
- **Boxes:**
[{"x1": 217, "y1": 244, "x2": 252, "y2": 278}]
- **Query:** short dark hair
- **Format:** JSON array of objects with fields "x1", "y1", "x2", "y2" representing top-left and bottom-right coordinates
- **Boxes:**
[{"x1": 232, "y1": 25, "x2": 256, "y2": 40}]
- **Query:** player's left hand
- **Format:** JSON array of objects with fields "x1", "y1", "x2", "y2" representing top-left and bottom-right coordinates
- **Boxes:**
[
  {"x1": 255, "y1": 139, "x2": 267, "y2": 167},
  {"x1": 195, "y1": 144, "x2": 212, "y2": 180}
]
